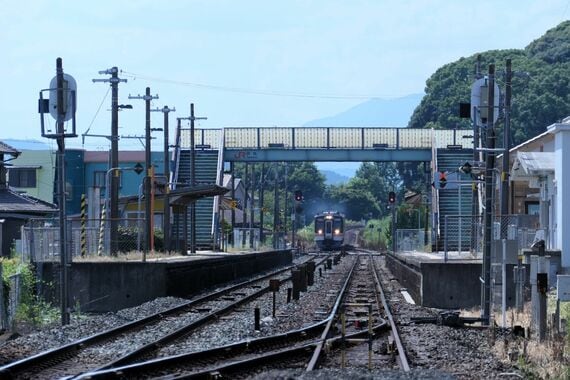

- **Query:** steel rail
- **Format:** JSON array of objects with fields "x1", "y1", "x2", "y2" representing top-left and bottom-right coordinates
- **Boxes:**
[
  {"x1": 75, "y1": 254, "x2": 362, "y2": 379},
  {"x1": 176, "y1": 327, "x2": 386, "y2": 380},
  {"x1": 77, "y1": 320, "x2": 390, "y2": 378},
  {"x1": 371, "y1": 255, "x2": 411, "y2": 372},
  {"x1": 0, "y1": 257, "x2": 320, "y2": 379},
  {"x1": 305, "y1": 255, "x2": 358, "y2": 371}
]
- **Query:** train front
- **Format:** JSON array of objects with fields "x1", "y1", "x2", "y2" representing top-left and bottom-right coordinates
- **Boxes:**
[{"x1": 314, "y1": 212, "x2": 344, "y2": 251}]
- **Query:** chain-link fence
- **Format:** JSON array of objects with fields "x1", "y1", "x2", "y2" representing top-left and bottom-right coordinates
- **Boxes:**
[
  {"x1": 0, "y1": 270, "x2": 21, "y2": 332},
  {"x1": 440, "y1": 215, "x2": 483, "y2": 255},
  {"x1": 396, "y1": 229, "x2": 430, "y2": 252},
  {"x1": 438, "y1": 214, "x2": 540, "y2": 260},
  {"x1": 21, "y1": 217, "x2": 147, "y2": 262}
]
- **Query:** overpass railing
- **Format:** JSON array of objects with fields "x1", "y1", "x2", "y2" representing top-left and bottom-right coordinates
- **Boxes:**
[{"x1": 179, "y1": 127, "x2": 471, "y2": 150}]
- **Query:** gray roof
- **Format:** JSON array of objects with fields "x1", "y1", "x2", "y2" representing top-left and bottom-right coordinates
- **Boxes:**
[
  {"x1": 0, "y1": 189, "x2": 58, "y2": 214},
  {"x1": 511, "y1": 151, "x2": 555, "y2": 179},
  {"x1": 0, "y1": 141, "x2": 20, "y2": 157}
]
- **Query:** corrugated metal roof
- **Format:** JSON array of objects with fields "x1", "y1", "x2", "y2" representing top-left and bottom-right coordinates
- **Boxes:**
[{"x1": 511, "y1": 151, "x2": 555, "y2": 178}]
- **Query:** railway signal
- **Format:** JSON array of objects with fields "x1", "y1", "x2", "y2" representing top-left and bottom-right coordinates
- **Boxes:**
[
  {"x1": 294, "y1": 190, "x2": 304, "y2": 213},
  {"x1": 438, "y1": 171, "x2": 447, "y2": 188},
  {"x1": 388, "y1": 191, "x2": 396, "y2": 204}
]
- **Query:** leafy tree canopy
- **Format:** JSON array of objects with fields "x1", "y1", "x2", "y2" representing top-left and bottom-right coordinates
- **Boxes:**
[{"x1": 408, "y1": 21, "x2": 570, "y2": 146}]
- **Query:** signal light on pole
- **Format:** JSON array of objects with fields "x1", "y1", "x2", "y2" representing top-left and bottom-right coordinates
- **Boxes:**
[
  {"x1": 439, "y1": 171, "x2": 447, "y2": 189},
  {"x1": 294, "y1": 190, "x2": 303, "y2": 202},
  {"x1": 388, "y1": 191, "x2": 396, "y2": 204},
  {"x1": 459, "y1": 162, "x2": 473, "y2": 175}
]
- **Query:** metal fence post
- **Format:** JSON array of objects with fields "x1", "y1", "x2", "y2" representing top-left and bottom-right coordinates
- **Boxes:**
[
  {"x1": 444, "y1": 215, "x2": 448, "y2": 262},
  {"x1": 0, "y1": 264, "x2": 5, "y2": 331}
]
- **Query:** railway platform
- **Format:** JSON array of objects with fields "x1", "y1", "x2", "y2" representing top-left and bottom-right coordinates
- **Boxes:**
[
  {"x1": 385, "y1": 250, "x2": 523, "y2": 309},
  {"x1": 34, "y1": 249, "x2": 293, "y2": 313}
]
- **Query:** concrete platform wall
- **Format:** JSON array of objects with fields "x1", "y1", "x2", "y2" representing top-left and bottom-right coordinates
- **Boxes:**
[
  {"x1": 421, "y1": 262, "x2": 481, "y2": 308},
  {"x1": 385, "y1": 253, "x2": 528, "y2": 309},
  {"x1": 166, "y1": 251, "x2": 293, "y2": 297},
  {"x1": 384, "y1": 254, "x2": 422, "y2": 303},
  {"x1": 36, "y1": 250, "x2": 293, "y2": 313}
]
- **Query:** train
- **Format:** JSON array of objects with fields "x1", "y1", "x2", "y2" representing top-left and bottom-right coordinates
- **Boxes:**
[{"x1": 314, "y1": 211, "x2": 345, "y2": 250}]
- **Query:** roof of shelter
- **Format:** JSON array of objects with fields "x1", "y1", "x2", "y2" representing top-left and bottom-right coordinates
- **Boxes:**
[
  {"x1": 511, "y1": 151, "x2": 555, "y2": 179},
  {"x1": 0, "y1": 141, "x2": 21, "y2": 157}
]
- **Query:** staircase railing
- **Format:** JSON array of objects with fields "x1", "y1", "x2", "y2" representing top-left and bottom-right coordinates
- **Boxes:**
[
  {"x1": 171, "y1": 120, "x2": 182, "y2": 190},
  {"x1": 431, "y1": 128, "x2": 440, "y2": 245},
  {"x1": 211, "y1": 129, "x2": 226, "y2": 248}
]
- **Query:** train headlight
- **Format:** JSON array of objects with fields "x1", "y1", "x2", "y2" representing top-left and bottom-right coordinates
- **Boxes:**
[
  {"x1": 317, "y1": 229, "x2": 323, "y2": 235},
  {"x1": 334, "y1": 229, "x2": 341, "y2": 235}
]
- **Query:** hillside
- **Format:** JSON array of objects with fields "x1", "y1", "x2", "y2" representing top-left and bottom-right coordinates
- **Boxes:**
[
  {"x1": 320, "y1": 169, "x2": 350, "y2": 185},
  {"x1": 408, "y1": 21, "x2": 570, "y2": 146},
  {"x1": 304, "y1": 94, "x2": 422, "y2": 127}
]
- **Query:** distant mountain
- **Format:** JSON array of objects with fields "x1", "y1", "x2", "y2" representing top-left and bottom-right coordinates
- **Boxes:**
[
  {"x1": 320, "y1": 169, "x2": 350, "y2": 185},
  {"x1": 303, "y1": 94, "x2": 423, "y2": 127},
  {"x1": 4, "y1": 139, "x2": 51, "y2": 150}
]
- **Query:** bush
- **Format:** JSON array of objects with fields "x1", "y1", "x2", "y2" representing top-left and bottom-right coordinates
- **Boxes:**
[
  {"x1": 1, "y1": 257, "x2": 58, "y2": 326},
  {"x1": 117, "y1": 226, "x2": 164, "y2": 252}
]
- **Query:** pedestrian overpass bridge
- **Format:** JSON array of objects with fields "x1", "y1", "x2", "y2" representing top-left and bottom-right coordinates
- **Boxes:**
[
  {"x1": 172, "y1": 126, "x2": 474, "y2": 250},
  {"x1": 179, "y1": 126, "x2": 472, "y2": 162}
]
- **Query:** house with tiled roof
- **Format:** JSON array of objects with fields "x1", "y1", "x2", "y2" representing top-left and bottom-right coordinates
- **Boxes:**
[{"x1": 0, "y1": 142, "x2": 57, "y2": 256}]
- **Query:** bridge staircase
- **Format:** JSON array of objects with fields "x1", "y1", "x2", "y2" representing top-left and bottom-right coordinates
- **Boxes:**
[
  {"x1": 175, "y1": 149, "x2": 219, "y2": 250},
  {"x1": 435, "y1": 148, "x2": 474, "y2": 251}
]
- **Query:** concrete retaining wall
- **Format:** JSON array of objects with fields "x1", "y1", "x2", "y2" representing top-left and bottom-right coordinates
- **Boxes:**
[
  {"x1": 385, "y1": 253, "x2": 527, "y2": 309},
  {"x1": 384, "y1": 254, "x2": 422, "y2": 303},
  {"x1": 36, "y1": 250, "x2": 292, "y2": 312},
  {"x1": 166, "y1": 251, "x2": 293, "y2": 297},
  {"x1": 421, "y1": 261, "x2": 481, "y2": 308}
]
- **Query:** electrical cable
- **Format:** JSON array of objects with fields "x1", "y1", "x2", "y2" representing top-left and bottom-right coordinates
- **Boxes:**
[
  {"x1": 83, "y1": 87, "x2": 111, "y2": 143},
  {"x1": 120, "y1": 70, "x2": 405, "y2": 100}
]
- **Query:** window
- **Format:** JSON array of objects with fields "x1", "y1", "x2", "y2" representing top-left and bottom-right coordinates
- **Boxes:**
[
  {"x1": 9, "y1": 168, "x2": 36, "y2": 188},
  {"x1": 94, "y1": 171, "x2": 106, "y2": 188},
  {"x1": 525, "y1": 201, "x2": 540, "y2": 216}
]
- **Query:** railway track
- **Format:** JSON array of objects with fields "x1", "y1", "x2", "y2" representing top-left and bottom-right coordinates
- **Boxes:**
[
  {"x1": 75, "y1": 252, "x2": 410, "y2": 378},
  {"x1": 0, "y1": 257, "x2": 326, "y2": 380}
]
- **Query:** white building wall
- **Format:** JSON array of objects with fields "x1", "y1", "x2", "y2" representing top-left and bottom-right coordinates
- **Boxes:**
[{"x1": 548, "y1": 122, "x2": 570, "y2": 267}]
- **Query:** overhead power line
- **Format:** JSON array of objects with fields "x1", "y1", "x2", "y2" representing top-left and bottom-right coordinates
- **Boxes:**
[{"x1": 120, "y1": 70, "x2": 406, "y2": 100}]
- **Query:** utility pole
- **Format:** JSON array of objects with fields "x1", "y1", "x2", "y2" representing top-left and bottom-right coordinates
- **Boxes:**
[
  {"x1": 273, "y1": 168, "x2": 279, "y2": 249},
  {"x1": 151, "y1": 106, "x2": 175, "y2": 252},
  {"x1": 501, "y1": 59, "x2": 512, "y2": 218},
  {"x1": 39, "y1": 58, "x2": 77, "y2": 325},
  {"x1": 179, "y1": 104, "x2": 207, "y2": 253},
  {"x1": 259, "y1": 163, "x2": 265, "y2": 243},
  {"x1": 471, "y1": 54, "x2": 483, "y2": 252},
  {"x1": 129, "y1": 88, "x2": 159, "y2": 259},
  {"x1": 284, "y1": 163, "x2": 289, "y2": 236},
  {"x1": 230, "y1": 161, "x2": 235, "y2": 248},
  {"x1": 250, "y1": 164, "x2": 256, "y2": 249},
  {"x1": 482, "y1": 64, "x2": 496, "y2": 325},
  {"x1": 242, "y1": 163, "x2": 249, "y2": 248},
  {"x1": 55, "y1": 59, "x2": 69, "y2": 325},
  {"x1": 93, "y1": 67, "x2": 127, "y2": 255}
]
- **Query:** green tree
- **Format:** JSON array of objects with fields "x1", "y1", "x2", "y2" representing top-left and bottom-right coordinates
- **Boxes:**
[
  {"x1": 327, "y1": 184, "x2": 381, "y2": 221},
  {"x1": 408, "y1": 21, "x2": 570, "y2": 146}
]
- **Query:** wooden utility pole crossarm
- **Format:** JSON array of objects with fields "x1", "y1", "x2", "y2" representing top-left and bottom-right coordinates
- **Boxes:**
[{"x1": 92, "y1": 67, "x2": 127, "y2": 256}]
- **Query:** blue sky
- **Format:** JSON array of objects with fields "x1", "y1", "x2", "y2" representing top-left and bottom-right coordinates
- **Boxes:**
[{"x1": 1, "y1": 0, "x2": 568, "y2": 152}]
